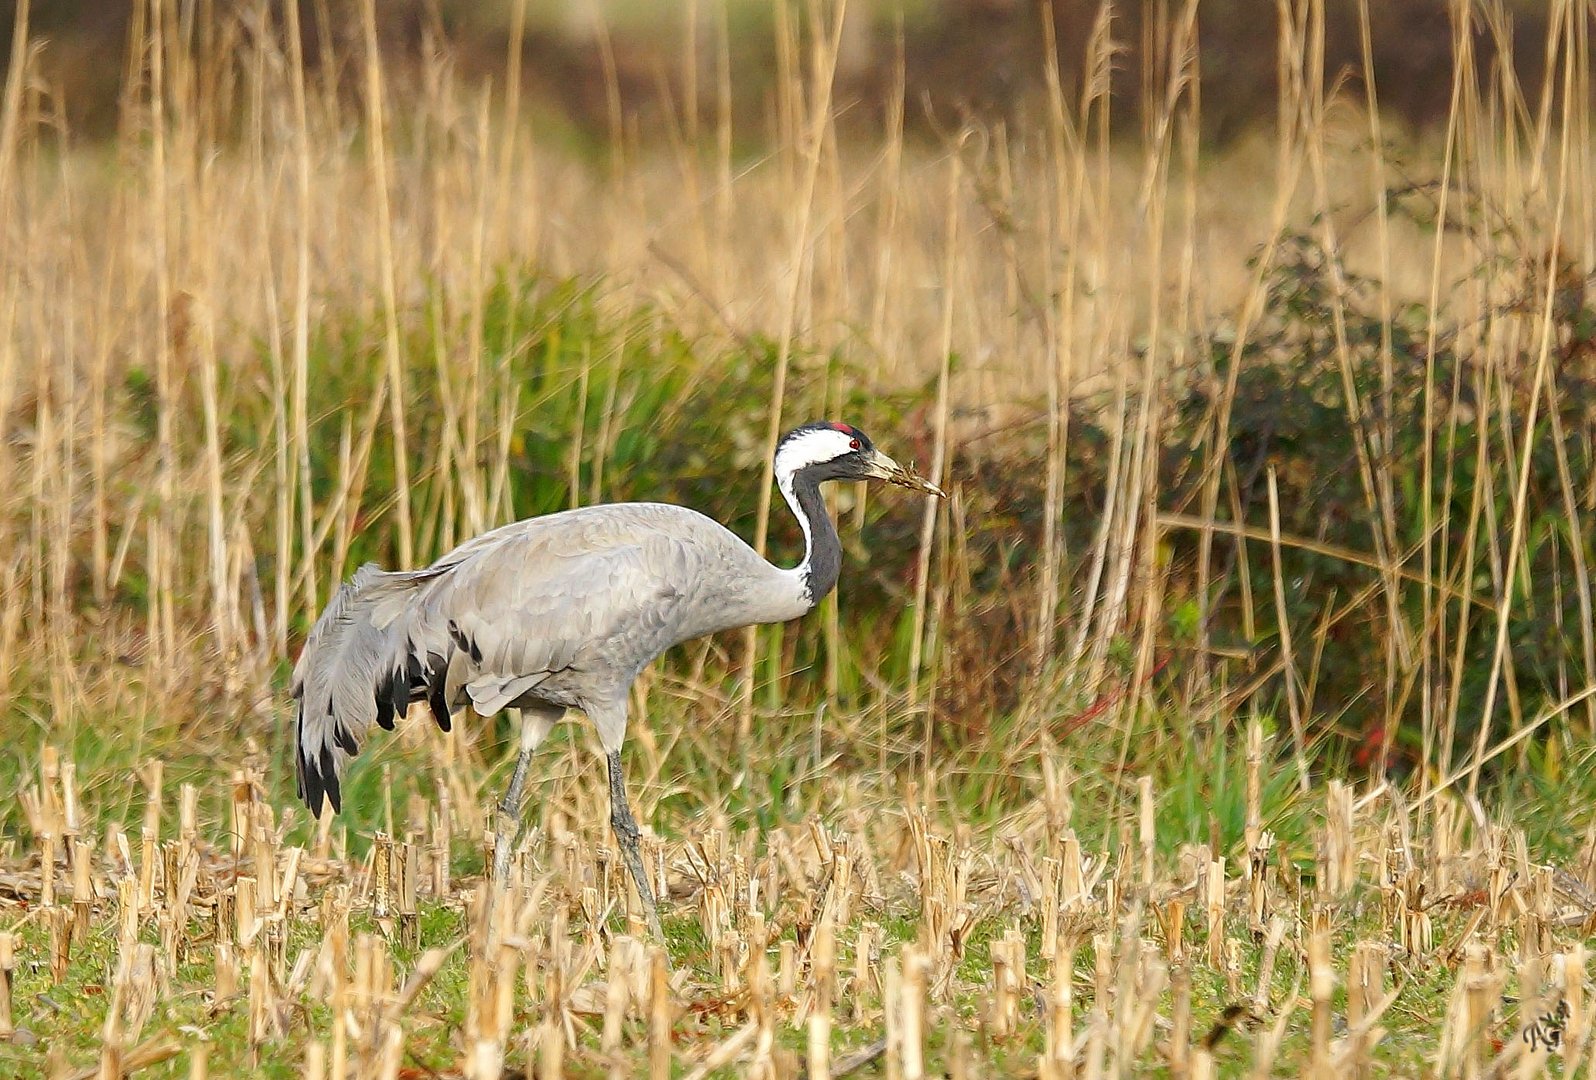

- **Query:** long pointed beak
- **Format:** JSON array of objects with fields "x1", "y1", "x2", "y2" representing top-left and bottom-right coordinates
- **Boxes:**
[{"x1": 869, "y1": 451, "x2": 946, "y2": 498}]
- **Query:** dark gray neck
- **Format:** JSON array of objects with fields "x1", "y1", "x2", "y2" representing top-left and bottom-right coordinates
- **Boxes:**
[{"x1": 790, "y1": 466, "x2": 841, "y2": 605}]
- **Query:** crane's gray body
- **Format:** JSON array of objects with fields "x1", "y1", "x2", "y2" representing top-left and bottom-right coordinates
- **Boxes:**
[
  {"x1": 291, "y1": 419, "x2": 943, "y2": 931},
  {"x1": 292, "y1": 501, "x2": 814, "y2": 811},
  {"x1": 289, "y1": 420, "x2": 939, "y2": 829}
]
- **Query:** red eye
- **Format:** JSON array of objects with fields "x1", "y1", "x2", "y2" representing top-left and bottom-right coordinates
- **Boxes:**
[{"x1": 849, "y1": 438, "x2": 861, "y2": 450}]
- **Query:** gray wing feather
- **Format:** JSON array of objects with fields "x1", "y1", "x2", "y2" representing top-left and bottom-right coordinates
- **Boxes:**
[
  {"x1": 419, "y1": 538, "x2": 685, "y2": 705},
  {"x1": 466, "y1": 672, "x2": 546, "y2": 715},
  {"x1": 293, "y1": 505, "x2": 720, "y2": 817},
  {"x1": 292, "y1": 563, "x2": 442, "y2": 815}
]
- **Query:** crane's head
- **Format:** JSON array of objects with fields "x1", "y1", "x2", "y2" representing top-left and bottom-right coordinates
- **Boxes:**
[{"x1": 774, "y1": 421, "x2": 945, "y2": 497}]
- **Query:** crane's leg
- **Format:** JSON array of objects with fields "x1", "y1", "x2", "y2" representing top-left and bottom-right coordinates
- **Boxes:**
[
  {"x1": 607, "y1": 750, "x2": 664, "y2": 940},
  {"x1": 492, "y1": 707, "x2": 557, "y2": 885}
]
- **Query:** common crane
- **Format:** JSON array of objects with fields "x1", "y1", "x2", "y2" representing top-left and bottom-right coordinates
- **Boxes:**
[{"x1": 291, "y1": 421, "x2": 943, "y2": 934}]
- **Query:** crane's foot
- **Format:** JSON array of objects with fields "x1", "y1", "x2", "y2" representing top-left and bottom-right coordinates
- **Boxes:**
[
  {"x1": 491, "y1": 730, "x2": 539, "y2": 887},
  {"x1": 622, "y1": 841, "x2": 665, "y2": 943},
  {"x1": 491, "y1": 798, "x2": 518, "y2": 886},
  {"x1": 608, "y1": 750, "x2": 665, "y2": 942}
]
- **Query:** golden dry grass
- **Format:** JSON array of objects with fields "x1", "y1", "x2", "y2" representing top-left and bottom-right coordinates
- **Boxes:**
[{"x1": 3, "y1": 0, "x2": 1596, "y2": 1075}]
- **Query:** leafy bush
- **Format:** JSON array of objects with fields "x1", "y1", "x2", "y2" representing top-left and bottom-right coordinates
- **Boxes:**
[{"x1": 1164, "y1": 231, "x2": 1596, "y2": 768}]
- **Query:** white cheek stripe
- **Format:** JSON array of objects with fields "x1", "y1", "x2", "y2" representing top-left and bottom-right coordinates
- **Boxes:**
[
  {"x1": 777, "y1": 468, "x2": 812, "y2": 591},
  {"x1": 774, "y1": 429, "x2": 853, "y2": 476}
]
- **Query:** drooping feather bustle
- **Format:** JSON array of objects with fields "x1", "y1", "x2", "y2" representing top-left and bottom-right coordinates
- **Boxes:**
[{"x1": 292, "y1": 563, "x2": 442, "y2": 815}]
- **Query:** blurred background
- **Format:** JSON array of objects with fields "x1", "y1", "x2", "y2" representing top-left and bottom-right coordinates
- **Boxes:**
[{"x1": 0, "y1": 0, "x2": 1560, "y2": 141}]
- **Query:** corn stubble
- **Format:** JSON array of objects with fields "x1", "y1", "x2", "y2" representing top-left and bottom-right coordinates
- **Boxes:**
[
  {"x1": 3, "y1": 0, "x2": 1596, "y2": 1074},
  {"x1": 7, "y1": 737, "x2": 1596, "y2": 1076}
]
